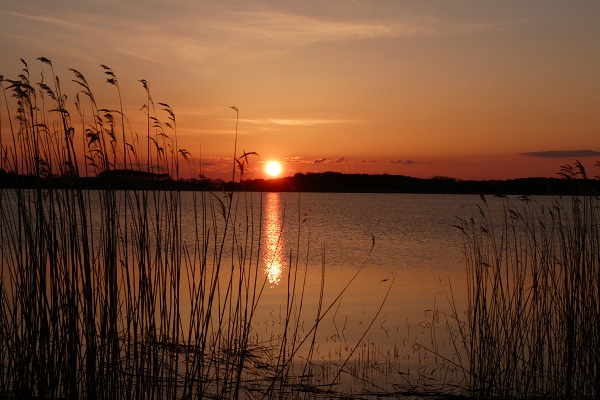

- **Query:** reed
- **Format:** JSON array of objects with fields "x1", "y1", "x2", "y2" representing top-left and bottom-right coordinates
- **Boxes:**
[
  {"x1": 451, "y1": 168, "x2": 600, "y2": 399},
  {"x1": 0, "y1": 58, "x2": 394, "y2": 400},
  {"x1": 6, "y1": 58, "x2": 600, "y2": 400}
]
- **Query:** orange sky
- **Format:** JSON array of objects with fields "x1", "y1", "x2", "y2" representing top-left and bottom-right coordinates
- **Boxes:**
[{"x1": 1, "y1": 1, "x2": 599, "y2": 181}]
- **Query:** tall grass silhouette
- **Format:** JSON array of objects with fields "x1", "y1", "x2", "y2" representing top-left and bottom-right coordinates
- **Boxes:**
[
  {"x1": 450, "y1": 166, "x2": 600, "y2": 398},
  {"x1": 0, "y1": 58, "x2": 393, "y2": 399},
  {"x1": 3, "y1": 57, "x2": 598, "y2": 400}
]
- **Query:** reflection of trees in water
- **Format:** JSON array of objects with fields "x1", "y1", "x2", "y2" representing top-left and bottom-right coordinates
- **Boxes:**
[{"x1": 262, "y1": 193, "x2": 285, "y2": 285}]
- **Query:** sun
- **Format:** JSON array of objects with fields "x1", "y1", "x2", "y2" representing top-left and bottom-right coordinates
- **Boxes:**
[{"x1": 265, "y1": 161, "x2": 282, "y2": 177}]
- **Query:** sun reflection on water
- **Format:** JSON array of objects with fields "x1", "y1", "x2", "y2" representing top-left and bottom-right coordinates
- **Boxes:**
[{"x1": 262, "y1": 193, "x2": 285, "y2": 286}]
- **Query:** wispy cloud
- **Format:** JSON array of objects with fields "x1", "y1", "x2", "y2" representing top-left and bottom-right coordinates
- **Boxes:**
[
  {"x1": 283, "y1": 156, "x2": 348, "y2": 164},
  {"x1": 391, "y1": 159, "x2": 416, "y2": 165},
  {"x1": 265, "y1": 118, "x2": 362, "y2": 126},
  {"x1": 520, "y1": 150, "x2": 600, "y2": 158},
  {"x1": 283, "y1": 156, "x2": 305, "y2": 163},
  {"x1": 0, "y1": 2, "x2": 520, "y2": 71},
  {"x1": 283, "y1": 156, "x2": 420, "y2": 166},
  {"x1": 2, "y1": 11, "x2": 79, "y2": 30},
  {"x1": 208, "y1": 11, "x2": 394, "y2": 44},
  {"x1": 208, "y1": 9, "x2": 516, "y2": 46}
]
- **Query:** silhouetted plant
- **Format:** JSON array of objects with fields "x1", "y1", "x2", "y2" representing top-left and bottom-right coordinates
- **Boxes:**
[
  {"x1": 451, "y1": 167, "x2": 600, "y2": 398},
  {"x1": 0, "y1": 57, "x2": 391, "y2": 400}
]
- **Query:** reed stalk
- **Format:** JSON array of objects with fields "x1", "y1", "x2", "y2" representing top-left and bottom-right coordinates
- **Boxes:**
[
  {"x1": 0, "y1": 57, "x2": 390, "y2": 400},
  {"x1": 453, "y1": 175, "x2": 600, "y2": 398}
]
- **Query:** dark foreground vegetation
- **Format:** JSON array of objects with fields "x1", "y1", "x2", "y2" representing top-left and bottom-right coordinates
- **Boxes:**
[{"x1": 2, "y1": 58, "x2": 600, "y2": 399}]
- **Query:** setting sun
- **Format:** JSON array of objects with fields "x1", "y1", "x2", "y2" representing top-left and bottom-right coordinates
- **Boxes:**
[{"x1": 265, "y1": 161, "x2": 282, "y2": 177}]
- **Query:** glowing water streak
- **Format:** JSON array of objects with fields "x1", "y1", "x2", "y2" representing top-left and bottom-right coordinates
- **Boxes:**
[{"x1": 262, "y1": 193, "x2": 285, "y2": 285}]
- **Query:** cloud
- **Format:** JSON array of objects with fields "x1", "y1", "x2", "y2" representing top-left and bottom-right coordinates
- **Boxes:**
[
  {"x1": 261, "y1": 118, "x2": 362, "y2": 126},
  {"x1": 520, "y1": 150, "x2": 600, "y2": 158},
  {"x1": 0, "y1": 3, "x2": 520, "y2": 73},
  {"x1": 209, "y1": 11, "x2": 393, "y2": 45},
  {"x1": 391, "y1": 159, "x2": 416, "y2": 165},
  {"x1": 283, "y1": 156, "x2": 309, "y2": 163},
  {"x1": 284, "y1": 156, "x2": 346, "y2": 164},
  {"x1": 209, "y1": 9, "x2": 516, "y2": 47},
  {"x1": 2, "y1": 11, "x2": 77, "y2": 30}
]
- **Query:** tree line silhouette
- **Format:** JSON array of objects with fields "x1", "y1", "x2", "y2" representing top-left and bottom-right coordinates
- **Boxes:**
[{"x1": 1, "y1": 169, "x2": 598, "y2": 196}]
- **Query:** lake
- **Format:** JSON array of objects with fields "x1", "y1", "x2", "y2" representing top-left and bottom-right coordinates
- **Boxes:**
[
  {"x1": 0, "y1": 188, "x2": 556, "y2": 397},
  {"x1": 232, "y1": 192, "x2": 473, "y2": 349},
  {"x1": 237, "y1": 193, "x2": 474, "y2": 386}
]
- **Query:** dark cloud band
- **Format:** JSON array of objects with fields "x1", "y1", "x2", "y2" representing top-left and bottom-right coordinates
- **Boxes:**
[{"x1": 520, "y1": 150, "x2": 600, "y2": 158}]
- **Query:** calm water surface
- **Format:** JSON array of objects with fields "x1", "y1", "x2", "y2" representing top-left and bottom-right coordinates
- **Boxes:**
[
  {"x1": 0, "y1": 188, "x2": 571, "y2": 394},
  {"x1": 1, "y1": 188, "x2": 555, "y2": 391},
  {"x1": 0, "y1": 190, "x2": 523, "y2": 352},
  {"x1": 189, "y1": 192, "x2": 481, "y2": 361}
]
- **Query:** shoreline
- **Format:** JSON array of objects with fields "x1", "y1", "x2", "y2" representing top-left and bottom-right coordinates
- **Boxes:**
[{"x1": 1, "y1": 170, "x2": 598, "y2": 196}]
